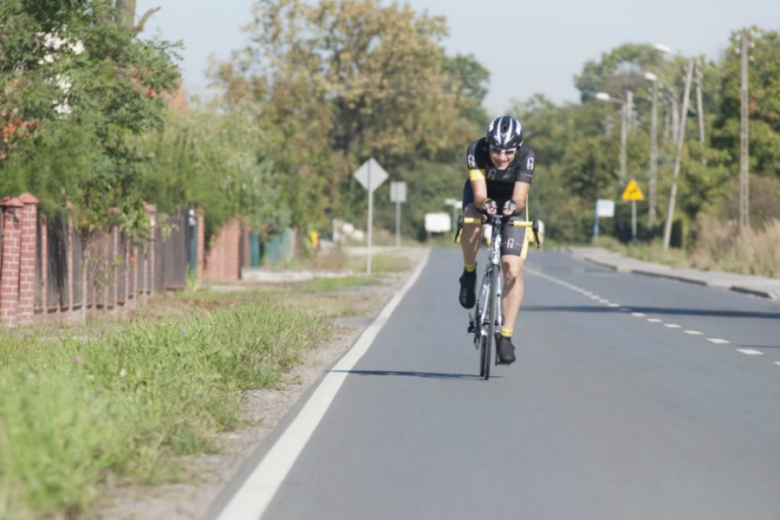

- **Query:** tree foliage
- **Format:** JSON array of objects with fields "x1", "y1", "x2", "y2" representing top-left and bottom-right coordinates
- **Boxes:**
[
  {"x1": 208, "y1": 0, "x2": 486, "y2": 234},
  {"x1": 0, "y1": 0, "x2": 179, "y2": 233}
]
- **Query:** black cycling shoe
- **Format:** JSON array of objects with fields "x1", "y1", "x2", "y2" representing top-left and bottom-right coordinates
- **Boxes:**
[
  {"x1": 458, "y1": 268, "x2": 477, "y2": 309},
  {"x1": 496, "y1": 335, "x2": 516, "y2": 365}
]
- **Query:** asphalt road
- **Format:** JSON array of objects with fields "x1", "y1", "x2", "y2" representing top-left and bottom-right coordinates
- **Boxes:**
[{"x1": 212, "y1": 249, "x2": 780, "y2": 520}]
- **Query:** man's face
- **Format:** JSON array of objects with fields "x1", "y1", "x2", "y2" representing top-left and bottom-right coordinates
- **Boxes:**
[{"x1": 489, "y1": 146, "x2": 516, "y2": 170}]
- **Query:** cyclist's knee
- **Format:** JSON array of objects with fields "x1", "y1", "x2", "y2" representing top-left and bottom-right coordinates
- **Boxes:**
[{"x1": 503, "y1": 260, "x2": 524, "y2": 282}]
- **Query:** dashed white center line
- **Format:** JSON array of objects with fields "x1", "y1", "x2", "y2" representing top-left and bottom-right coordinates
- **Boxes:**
[
  {"x1": 631, "y1": 313, "x2": 646, "y2": 318},
  {"x1": 664, "y1": 324, "x2": 682, "y2": 329},
  {"x1": 737, "y1": 349, "x2": 764, "y2": 356},
  {"x1": 598, "y1": 299, "x2": 610, "y2": 304},
  {"x1": 707, "y1": 338, "x2": 731, "y2": 345},
  {"x1": 774, "y1": 362, "x2": 780, "y2": 366},
  {"x1": 647, "y1": 318, "x2": 663, "y2": 323},
  {"x1": 608, "y1": 303, "x2": 621, "y2": 308},
  {"x1": 684, "y1": 330, "x2": 703, "y2": 335}
]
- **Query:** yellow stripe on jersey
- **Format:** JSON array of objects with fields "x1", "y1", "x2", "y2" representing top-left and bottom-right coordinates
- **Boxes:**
[{"x1": 468, "y1": 169, "x2": 486, "y2": 181}]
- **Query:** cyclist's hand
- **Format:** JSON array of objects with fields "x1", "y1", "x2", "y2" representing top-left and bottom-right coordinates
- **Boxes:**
[
  {"x1": 502, "y1": 200, "x2": 517, "y2": 217},
  {"x1": 482, "y1": 198, "x2": 497, "y2": 216}
]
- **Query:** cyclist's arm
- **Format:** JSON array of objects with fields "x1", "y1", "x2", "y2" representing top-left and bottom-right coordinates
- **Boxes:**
[
  {"x1": 509, "y1": 148, "x2": 535, "y2": 214},
  {"x1": 510, "y1": 181, "x2": 530, "y2": 214},
  {"x1": 468, "y1": 170, "x2": 489, "y2": 211}
]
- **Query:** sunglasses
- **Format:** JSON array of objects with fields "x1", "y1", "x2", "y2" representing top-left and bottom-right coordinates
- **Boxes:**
[{"x1": 490, "y1": 147, "x2": 516, "y2": 157}]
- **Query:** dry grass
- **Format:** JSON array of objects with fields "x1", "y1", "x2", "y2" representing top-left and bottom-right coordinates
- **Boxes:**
[{"x1": 690, "y1": 216, "x2": 780, "y2": 278}]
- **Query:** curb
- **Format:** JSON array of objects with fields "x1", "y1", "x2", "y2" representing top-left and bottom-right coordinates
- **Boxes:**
[{"x1": 563, "y1": 248, "x2": 780, "y2": 301}]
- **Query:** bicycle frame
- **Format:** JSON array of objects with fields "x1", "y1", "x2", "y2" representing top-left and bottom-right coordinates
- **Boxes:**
[{"x1": 456, "y1": 214, "x2": 542, "y2": 379}]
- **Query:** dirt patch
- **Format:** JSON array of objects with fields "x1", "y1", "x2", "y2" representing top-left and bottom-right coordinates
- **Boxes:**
[{"x1": 97, "y1": 248, "x2": 426, "y2": 520}]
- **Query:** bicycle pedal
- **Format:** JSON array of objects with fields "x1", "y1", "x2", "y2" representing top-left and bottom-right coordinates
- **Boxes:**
[{"x1": 467, "y1": 313, "x2": 476, "y2": 334}]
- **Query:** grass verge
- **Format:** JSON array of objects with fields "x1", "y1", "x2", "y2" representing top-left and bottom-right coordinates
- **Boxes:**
[
  {"x1": 592, "y1": 218, "x2": 780, "y2": 278},
  {"x1": 294, "y1": 275, "x2": 380, "y2": 293},
  {"x1": 0, "y1": 299, "x2": 333, "y2": 519},
  {"x1": 345, "y1": 254, "x2": 411, "y2": 274}
]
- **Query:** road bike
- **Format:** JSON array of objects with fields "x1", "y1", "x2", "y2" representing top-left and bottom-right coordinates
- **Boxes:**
[{"x1": 455, "y1": 215, "x2": 543, "y2": 380}]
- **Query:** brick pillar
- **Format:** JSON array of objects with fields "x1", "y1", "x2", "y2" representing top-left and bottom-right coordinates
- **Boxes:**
[
  {"x1": 197, "y1": 210, "x2": 205, "y2": 285},
  {"x1": 0, "y1": 197, "x2": 24, "y2": 327},
  {"x1": 17, "y1": 194, "x2": 38, "y2": 325}
]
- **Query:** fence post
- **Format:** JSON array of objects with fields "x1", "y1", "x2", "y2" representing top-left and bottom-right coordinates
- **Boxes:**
[
  {"x1": 113, "y1": 227, "x2": 119, "y2": 314},
  {"x1": 40, "y1": 213, "x2": 48, "y2": 324},
  {"x1": 66, "y1": 206, "x2": 74, "y2": 325},
  {"x1": 197, "y1": 210, "x2": 205, "y2": 285},
  {"x1": 146, "y1": 204, "x2": 157, "y2": 298},
  {"x1": 17, "y1": 194, "x2": 38, "y2": 325},
  {"x1": 0, "y1": 197, "x2": 24, "y2": 327}
]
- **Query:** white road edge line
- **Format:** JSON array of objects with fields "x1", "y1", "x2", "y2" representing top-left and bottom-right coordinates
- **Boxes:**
[
  {"x1": 708, "y1": 338, "x2": 731, "y2": 344},
  {"x1": 214, "y1": 249, "x2": 431, "y2": 520},
  {"x1": 737, "y1": 349, "x2": 764, "y2": 356}
]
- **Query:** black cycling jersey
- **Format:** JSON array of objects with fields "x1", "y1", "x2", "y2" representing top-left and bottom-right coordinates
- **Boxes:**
[{"x1": 465, "y1": 137, "x2": 536, "y2": 200}]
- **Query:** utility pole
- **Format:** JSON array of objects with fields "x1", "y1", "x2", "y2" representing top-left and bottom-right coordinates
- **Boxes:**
[
  {"x1": 619, "y1": 96, "x2": 628, "y2": 181},
  {"x1": 663, "y1": 59, "x2": 695, "y2": 251},
  {"x1": 694, "y1": 59, "x2": 707, "y2": 166},
  {"x1": 649, "y1": 79, "x2": 658, "y2": 227},
  {"x1": 740, "y1": 29, "x2": 750, "y2": 229},
  {"x1": 669, "y1": 88, "x2": 680, "y2": 145}
]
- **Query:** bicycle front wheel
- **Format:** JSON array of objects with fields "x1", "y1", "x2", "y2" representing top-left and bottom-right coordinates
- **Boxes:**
[{"x1": 484, "y1": 264, "x2": 500, "y2": 380}]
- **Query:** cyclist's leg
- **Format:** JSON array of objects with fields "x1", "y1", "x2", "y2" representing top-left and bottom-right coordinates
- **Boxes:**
[
  {"x1": 499, "y1": 222, "x2": 530, "y2": 333},
  {"x1": 460, "y1": 181, "x2": 482, "y2": 265}
]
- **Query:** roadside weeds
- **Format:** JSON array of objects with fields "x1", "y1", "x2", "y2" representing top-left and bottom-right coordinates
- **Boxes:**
[{"x1": 0, "y1": 249, "x2": 421, "y2": 520}]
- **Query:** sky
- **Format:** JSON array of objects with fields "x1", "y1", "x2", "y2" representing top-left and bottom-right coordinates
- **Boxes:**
[{"x1": 137, "y1": 0, "x2": 780, "y2": 115}]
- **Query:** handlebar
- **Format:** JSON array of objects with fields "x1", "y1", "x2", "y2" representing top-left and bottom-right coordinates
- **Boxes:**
[
  {"x1": 461, "y1": 217, "x2": 534, "y2": 227},
  {"x1": 455, "y1": 215, "x2": 545, "y2": 249}
]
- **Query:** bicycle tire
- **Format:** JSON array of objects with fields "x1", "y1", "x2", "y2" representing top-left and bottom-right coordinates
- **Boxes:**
[
  {"x1": 484, "y1": 264, "x2": 500, "y2": 380},
  {"x1": 476, "y1": 270, "x2": 489, "y2": 378},
  {"x1": 478, "y1": 335, "x2": 487, "y2": 378}
]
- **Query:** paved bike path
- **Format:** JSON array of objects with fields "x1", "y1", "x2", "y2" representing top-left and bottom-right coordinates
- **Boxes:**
[{"x1": 222, "y1": 249, "x2": 780, "y2": 520}]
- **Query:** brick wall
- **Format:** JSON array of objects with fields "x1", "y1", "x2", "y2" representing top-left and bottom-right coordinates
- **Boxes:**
[{"x1": 204, "y1": 218, "x2": 242, "y2": 284}]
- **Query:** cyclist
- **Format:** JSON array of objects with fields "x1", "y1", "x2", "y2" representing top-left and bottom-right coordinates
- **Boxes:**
[{"x1": 458, "y1": 115, "x2": 536, "y2": 365}]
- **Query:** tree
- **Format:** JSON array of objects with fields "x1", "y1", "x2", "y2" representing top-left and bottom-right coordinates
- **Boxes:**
[
  {"x1": 0, "y1": 0, "x2": 179, "y2": 232},
  {"x1": 211, "y1": 0, "x2": 484, "y2": 233}
]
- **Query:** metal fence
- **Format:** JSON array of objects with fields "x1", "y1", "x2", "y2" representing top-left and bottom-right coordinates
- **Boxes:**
[{"x1": 30, "y1": 207, "x2": 198, "y2": 323}]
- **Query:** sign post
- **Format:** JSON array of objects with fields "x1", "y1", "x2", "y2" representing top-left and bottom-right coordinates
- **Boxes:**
[
  {"x1": 621, "y1": 179, "x2": 645, "y2": 243},
  {"x1": 353, "y1": 158, "x2": 389, "y2": 274},
  {"x1": 390, "y1": 182, "x2": 407, "y2": 248},
  {"x1": 594, "y1": 199, "x2": 615, "y2": 241}
]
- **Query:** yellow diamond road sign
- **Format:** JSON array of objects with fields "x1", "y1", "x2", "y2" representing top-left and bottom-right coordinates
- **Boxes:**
[{"x1": 621, "y1": 179, "x2": 645, "y2": 201}]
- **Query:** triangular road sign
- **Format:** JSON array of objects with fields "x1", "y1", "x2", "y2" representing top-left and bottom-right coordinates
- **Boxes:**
[{"x1": 621, "y1": 179, "x2": 645, "y2": 201}]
